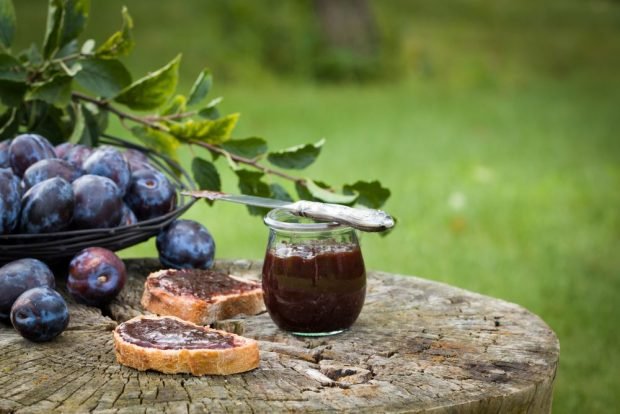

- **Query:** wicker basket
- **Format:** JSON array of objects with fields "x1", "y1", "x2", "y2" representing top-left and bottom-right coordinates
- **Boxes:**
[{"x1": 0, "y1": 135, "x2": 197, "y2": 264}]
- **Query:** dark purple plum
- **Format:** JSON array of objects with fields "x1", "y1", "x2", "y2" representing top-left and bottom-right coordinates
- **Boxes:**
[
  {"x1": 20, "y1": 177, "x2": 74, "y2": 234},
  {"x1": 10, "y1": 287, "x2": 69, "y2": 342},
  {"x1": 63, "y1": 144, "x2": 93, "y2": 169},
  {"x1": 72, "y1": 175, "x2": 122, "y2": 229},
  {"x1": 9, "y1": 134, "x2": 56, "y2": 177},
  {"x1": 119, "y1": 203, "x2": 138, "y2": 226},
  {"x1": 67, "y1": 247, "x2": 126, "y2": 306},
  {"x1": 0, "y1": 258, "x2": 55, "y2": 319},
  {"x1": 83, "y1": 147, "x2": 131, "y2": 195},
  {"x1": 123, "y1": 149, "x2": 149, "y2": 164},
  {"x1": 156, "y1": 219, "x2": 215, "y2": 269},
  {"x1": 0, "y1": 168, "x2": 22, "y2": 234},
  {"x1": 123, "y1": 149, "x2": 155, "y2": 173},
  {"x1": 54, "y1": 142, "x2": 74, "y2": 159},
  {"x1": 23, "y1": 158, "x2": 82, "y2": 190},
  {"x1": 0, "y1": 139, "x2": 11, "y2": 168},
  {"x1": 125, "y1": 169, "x2": 177, "y2": 221}
]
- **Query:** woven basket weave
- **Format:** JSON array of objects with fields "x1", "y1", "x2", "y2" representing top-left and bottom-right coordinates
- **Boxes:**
[{"x1": 0, "y1": 135, "x2": 196, "y2": 263}]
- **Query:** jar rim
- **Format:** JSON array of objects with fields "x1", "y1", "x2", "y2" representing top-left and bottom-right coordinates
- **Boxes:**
[{"x1": 263, "y1": 209, "x2": 347, "y2": 232}]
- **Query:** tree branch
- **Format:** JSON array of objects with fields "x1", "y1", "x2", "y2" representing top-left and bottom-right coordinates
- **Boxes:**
[{"x1": 70, "y1": 91, "x2": 305, "y2": 185}]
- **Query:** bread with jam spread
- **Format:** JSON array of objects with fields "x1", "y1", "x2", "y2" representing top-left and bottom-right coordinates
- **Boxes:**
[
  {"x1": 113, "y1": 315, "x2": 260, "y2": 375},
  {"x1": 141, "y1": 268, "x2": 264, "y2": 325}
]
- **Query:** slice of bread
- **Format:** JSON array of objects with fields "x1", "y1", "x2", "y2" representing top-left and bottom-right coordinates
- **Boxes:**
[
  {"x1": 114, "y1": 315, "x2": 259, "y2": 375},
  {"x1": 141, "y1": 268, "x2": 264, "y2": 325}
]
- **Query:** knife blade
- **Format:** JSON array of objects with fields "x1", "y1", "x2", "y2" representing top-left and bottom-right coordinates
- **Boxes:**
[{"x1": 181, "y1": 190, "x2": 395, "y2": 232}]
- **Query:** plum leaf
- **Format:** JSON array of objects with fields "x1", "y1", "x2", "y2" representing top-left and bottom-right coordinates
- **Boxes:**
[
  {"x1": 0, "y1": 0, "x2": 16, "y2": 50},
  {"x1": 220, "y1": 137, "x2": 267, "y2": 159},
  {"x1": 75, "y1": 58, "x2": 131, "y2": 98},
  {"x1": 267, "y1": 138, "x2": 325, "y2": 170},
  {"x1": 95, "y1": 6, "x2": 133, "y2": 59},
  {"x1": 115, "y1": 54, "x2": 180, "y2": 110},
  {"x1": 343, "y1": 180, "x2": 391, "y2": 209},
  {"x1": 187, "y1": 69, "x2": 212, "y2": 107}
]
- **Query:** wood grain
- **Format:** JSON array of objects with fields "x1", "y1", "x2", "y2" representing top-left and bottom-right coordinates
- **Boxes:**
[{"x1": 0, "y1": 259, "x2": 559, "y2": 413}]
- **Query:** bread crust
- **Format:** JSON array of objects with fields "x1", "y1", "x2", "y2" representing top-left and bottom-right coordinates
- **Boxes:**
[
  {"x1": 114, "y1": 315, "x2": 259, "y2": 375},
  {"x1": 141, "y1": 269, "x2": 264, "y2": 325}
]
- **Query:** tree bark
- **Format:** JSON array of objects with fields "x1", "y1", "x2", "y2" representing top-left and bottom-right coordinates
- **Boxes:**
[{"x1": 0, "y1": 259, "x2": 559, "y2": 413}]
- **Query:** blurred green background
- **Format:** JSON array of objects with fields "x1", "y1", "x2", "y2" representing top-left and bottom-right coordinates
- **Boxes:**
[{"x1": 12, "y1": 0, "x2": 620, "y2": 412}]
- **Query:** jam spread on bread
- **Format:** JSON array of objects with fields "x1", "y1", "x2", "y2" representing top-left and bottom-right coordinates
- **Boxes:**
[
  {"x1": 118, "y1": 317, "x2": 236, "y2": 350},
  {"x1": 262, "y1": 243, "x2": 366, "y2": 333},
  {"x1": 150, "y1": 269, "x2": 259, "y2": 301}
]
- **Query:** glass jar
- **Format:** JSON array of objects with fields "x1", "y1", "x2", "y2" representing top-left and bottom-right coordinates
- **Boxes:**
[{"x1": 262, "y1": 209, "x2": 366, "y2": 336}]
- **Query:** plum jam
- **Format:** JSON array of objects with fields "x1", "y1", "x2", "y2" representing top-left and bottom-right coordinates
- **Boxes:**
[
  {"x1": 262, "y1": 209, "x2": 366, "y2": 336},
  {"x1": 118, "y1": 317, "x2": 236, "y2": 350}
]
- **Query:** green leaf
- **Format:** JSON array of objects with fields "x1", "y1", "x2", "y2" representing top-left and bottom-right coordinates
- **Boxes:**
[
  {"x1": 270, "y1": 183, "x2": 293, "y2": 202},
  {"x1": 0, "y1": 0, "x2": 16, "y2": 50},
  {"x1": 75, "y1": 58, "x2": 131, "y2": 98},
  {"x1": 28, "y1": 103, "x2": 71, "y2": 144},
  {"x1": 26, "y1": 75, "x2": 72, "y2": 107},
  {"x1": 18, "y1": 43, "x2": 42, "y2": 65},
  {"x1": 197, "y1": 96, "x2": 222, "y2": 120},
  {"x1": 115, "y1": 54, "x2": 181, "y2": 111},
  {"x1": 95, "y1": 6, "x2": 133, "y2": 59},
  {"x1": 343, "y1": 180, "x2": 391, "y2": 209},
  {"x1": 0, "y1": 107, "x2": 19, "y2": 140},
  {"x1": 187, "y1": 69, "x2": 212, "y2": 107},
  {"x1": 160, "y1": 94, "x2": 186, "y2": 116},
  {"x1": 131, "y1": 126, "x2": 180, "y2": 161},
  {"x1": 169, "y1": 113, "x2": 239, "y2": 145},
  {"x1": 236, "y1": 169, "x2": 271, "y2": 216},
  {"x1": 267, "y1": 138, "x2": 325, "y2": 170},
  {"x1": 57, "y1": 0, "x2": 90, "y2": 53},
  {"x1": 55, "y1": 38, "x2": 78, "y2": 59},
  {"x1": 0, "y1": 53, "x2": 26, "y2": 82},
  {"x1": 81, "y1": 38, "x2": 95, "y2": 54},
  {"x1": 202, "y1": 113, "x2": 238, "y2": 144},
  {"x1": 295, "y1": 181, "x2": 314, "y2": 201},
  {"x1": 43, "y1": 0, "x2": 63, "y2": 58},
  {"x1": 68, "y1": 103, "x2": 85, "y2": 144},
  {"x1": 191, "y1": 157, "x2": 221, "y2": 205},
  {"x1": 220, "y1": 137, "x2": 267, "y2": 159},
  {"x1": 305, "y1": 179, "x2": 358, "y2": 205},
  {"x1": 0, "y1": 80, "x2": 26, "y2": 106}
]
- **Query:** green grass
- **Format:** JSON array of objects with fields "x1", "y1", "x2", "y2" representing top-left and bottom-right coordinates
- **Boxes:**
[{"x1": 10, "y1": 1, "x2": 620, "y2": 412}]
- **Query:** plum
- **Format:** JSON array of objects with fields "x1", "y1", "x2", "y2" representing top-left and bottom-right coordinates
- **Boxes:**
[
  {"x1": 67, "y1": 247, "x2": 126, "y2": 306},
  {"x1": 23, "y1": 158, "x2": 82, "y2": 190},
  {"x1": 0, "y1": 258, "x2": 55, "y2": 319},
  {"x1": 0, "y1": 139, "x2": 10, "y2": 168},
  {"x1": 9, "y1": 133, "x2": 56, "y2": 177},
  {"x1": 123, "y1": 149, "x2": 155, "y2": 173},
  {"x1": 119, "y1": 203, "x2": 138, "y2": 226},
  {"x1": 156, "y1": 219, "x2": 216, "y2": 269},
  {"x1": 11, "y1": 287, "x2": 69, "y2": 342},
  {"x1": 54, "y1": 142, "x2": 74, "y2": 159},
  {"x1": 72, "y1": 175, "x2": 122, "y2": 229},
  {"x1": 125, "y1": 169, "x2": 177, "y2": 221},
  {"x1": 63, "y1": 144, "x2": 93, "y2": 169},
  {"x1": 83, "y1": 147, "x2": 131, "y2": 195},
  {"x1": 0, "y1": 168, "x2": 22, "y2": 234},
  {"x1": 20, "y1": 177, "x2": 74, "y2": 234}
]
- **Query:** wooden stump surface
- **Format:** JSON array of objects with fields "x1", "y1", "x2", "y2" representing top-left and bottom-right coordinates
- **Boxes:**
[{"x1": 0, "y1": 259, "x2": 559, "y2": 413}]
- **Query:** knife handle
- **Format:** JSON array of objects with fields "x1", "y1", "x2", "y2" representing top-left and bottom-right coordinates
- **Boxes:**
[{"x1": 292, "y1": 201, "x2": 395, "y2": 232}]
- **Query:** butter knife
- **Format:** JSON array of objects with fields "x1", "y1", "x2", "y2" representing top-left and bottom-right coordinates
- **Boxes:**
[{"x1": 181, "y1": 190, "x2": 395, "y2": 232}]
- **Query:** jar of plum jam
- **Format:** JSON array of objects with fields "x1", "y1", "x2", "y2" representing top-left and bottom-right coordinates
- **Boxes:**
[{"x1": 262, "y1": 209, "x2": 366, "y2": 336}]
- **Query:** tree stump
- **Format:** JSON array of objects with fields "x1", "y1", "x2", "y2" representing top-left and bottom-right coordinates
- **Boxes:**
[{"x1": 0, "y1": 259, "x2": 559, "y2": 413}]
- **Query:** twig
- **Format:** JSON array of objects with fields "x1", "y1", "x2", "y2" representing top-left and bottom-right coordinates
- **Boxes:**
[{"x1": 71, "y1": 91, "x2": 305, "y2": 186}]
